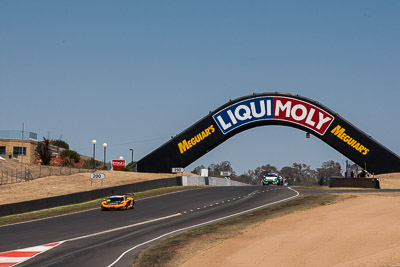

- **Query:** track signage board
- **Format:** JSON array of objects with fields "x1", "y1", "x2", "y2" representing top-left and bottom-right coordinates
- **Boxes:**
[
  {"x1": 90, "y1": 173, "x2": 105, "y2": 186},
  {"x1": 90, "y1": 173, "x2": 105, "y2": 179},
  {"x1": 213, "y1": 96, "x2": 334, "y2": 135},
  {"x1": 172, "y1": 167, "x2": 184, "y2": 173},
  {"x1": 112, "y1": 160, "x2": 125, "y2": 169}
]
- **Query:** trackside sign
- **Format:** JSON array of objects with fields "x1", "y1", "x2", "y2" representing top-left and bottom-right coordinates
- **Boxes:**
[
  {"x1": 112, "y1": 160, "x2": 125, "y2": 169},
  {"x1": 213, "y1": 96, "x2": 334, "y2": 136}
]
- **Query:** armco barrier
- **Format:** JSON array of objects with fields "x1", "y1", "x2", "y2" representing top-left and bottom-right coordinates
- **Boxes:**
[
  {"x1": 329, "y1": 178, "x2": 380, "y2": 189},
  {"x1": 0, "y1": 177, "x2": 182, "y2": 217}
]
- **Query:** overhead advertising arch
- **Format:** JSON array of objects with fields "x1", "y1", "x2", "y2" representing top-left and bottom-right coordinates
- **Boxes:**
[{"x1": 135, "y1": 92, "x2": 400, "y2": 174}]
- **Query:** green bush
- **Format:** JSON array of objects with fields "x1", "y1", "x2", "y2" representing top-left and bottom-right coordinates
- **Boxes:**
[
  {"x1": 83, "y1": 158, "x2": 103, "y2": 169},
  {"x1": 60, "y1": 150, "x2": 80, "y2": 166},
  {"x1": 52, "y1": 139, "x2": 70, "y2": 149},
  {"x1": 114, "y1": 166, "x2": 132, "y2": 172}
]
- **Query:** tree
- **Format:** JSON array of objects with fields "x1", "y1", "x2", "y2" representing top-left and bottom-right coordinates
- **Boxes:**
[
  {"x1": 191, "y1": 165, "x2": 206, "y2": 175},
  {"x1": 52, "y1": 139, "x2": 69, "y2": 149},
  {"x1": 83, "y1": 158, "x2": 102, "y2": 169},
  {"x1": 317, "y1": 160, "x2": 342, "y2": 184},
  {"x1": 36, "y1": 137, "x2": 52, "y2": 165},
  {"x1": 280, "y1": 165, "x2": 298, "y2": 182},
  {"x1": 208, "y1": 161, "x2": 235, "y2": 177},
  {"x1": 280, "y1": 163, "x2": 317, "y2": 185},
  {"x1": 60, "y1": 150, "x2": 80, "y2": 166},
  {"x1": 234, "y1": 172, "x2": 253, "y2": 185}
]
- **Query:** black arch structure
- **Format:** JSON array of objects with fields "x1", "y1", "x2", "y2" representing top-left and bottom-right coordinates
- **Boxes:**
[{"x1": 136, "y1": 92, "x2": 400, "y2": 175}]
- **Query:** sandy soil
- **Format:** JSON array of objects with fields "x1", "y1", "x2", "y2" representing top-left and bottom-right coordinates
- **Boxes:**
[
  {"x1": 182, "y1": 193, "x2": 400, "y2": 267},
  {"x1": 376, "y1": 172, "x2": 400, "y2": 189},
  {"x1": 0, "y1": 170, "x2": 192, "y2": 205}
]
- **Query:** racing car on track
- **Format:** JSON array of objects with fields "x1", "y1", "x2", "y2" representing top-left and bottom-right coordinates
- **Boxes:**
[
  {"x1": 262, "y1": 173, "x2": 283, "y2": 186},
  {"x1": 101, "y1": 194, "x2": 134, "y2": 211}
]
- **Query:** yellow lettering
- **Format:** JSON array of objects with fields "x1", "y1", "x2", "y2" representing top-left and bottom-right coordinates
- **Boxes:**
[
  {"x1": 331, "y1": 125, "x2": 346, "y2": 137},
  {"x1": 177, "y1": 124, "x2": 216, "y2": 154},
  {"x1": 209, "y1": 125, "x2": 215, "y2": 133},
  {"x1": 331, "y1": 124, "x2": 369, "y2": 156},
  {"x1": 343, "y1": 135, "x2": 350, "y2": 142},
  {"x1": 178, "y1": 140, "x2": 190, "y2": 154}
]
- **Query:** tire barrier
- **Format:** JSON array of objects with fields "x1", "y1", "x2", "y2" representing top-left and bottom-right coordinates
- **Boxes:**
[
  {"x1": 135, "y1": 92, "x2": 400, "y2": 175},
  {"x1": 0, "y1": 177, "x2": 182, "y2": 217},
  {"x1": 329, "y1": 178, "x2": 380, "y2": 189}
]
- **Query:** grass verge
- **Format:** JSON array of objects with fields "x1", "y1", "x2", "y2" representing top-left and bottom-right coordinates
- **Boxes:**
[
  {"x1": 133, "y1": 193, "x2": 357, "y2": 267},
  {"x1": 0, "y1": 186, "x2": 204, "y2": 227}
]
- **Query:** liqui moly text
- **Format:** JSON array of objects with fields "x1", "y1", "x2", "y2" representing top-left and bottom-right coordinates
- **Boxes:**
[{"x1": 212, "y1": 96, "x2": 334, "y2": 135}]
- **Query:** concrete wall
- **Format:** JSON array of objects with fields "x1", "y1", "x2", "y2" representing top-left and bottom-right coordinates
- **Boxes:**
[
  {"x1": 329, "y1": 178, "x2": 380, "y2": 189},
  {"x1": 0, "y1": 176, "x2": 249, "y2": 217},
  {"x1": 182, "y1": 176, "x2": 249, "y2": 187},
  {"x1": 0, "y1": 177, "x2": 182, "y2": 217}
]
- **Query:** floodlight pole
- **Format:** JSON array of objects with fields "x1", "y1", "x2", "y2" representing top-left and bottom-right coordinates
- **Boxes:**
[{"x1": 92, "y1": 139, "x2": 96, "y2": 170}]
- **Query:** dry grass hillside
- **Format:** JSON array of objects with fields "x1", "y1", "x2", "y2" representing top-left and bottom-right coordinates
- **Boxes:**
[
  {"x1": 0, "y1": 159, "x2": 195, "y2": 205},
  {"x1": 0, "y1": 158, "x2": 90, "y2": 180},
  {"x1": 376, "y1": 172, "x2": 400, "y2": 189}
]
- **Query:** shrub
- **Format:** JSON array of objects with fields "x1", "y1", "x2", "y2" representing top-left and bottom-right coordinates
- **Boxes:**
[
  {"x1": 114, "y1": 166, "x2": 132, "y2": 172},
  {"x1": 36, "y1": 138, "x2": 52, "y2": 165},
  {"x1": 60, "y1": 150, "x2": 80, "y2": 166},
  {"x1": 52, "y1": 139, "x2": 70, "y2": 149}
]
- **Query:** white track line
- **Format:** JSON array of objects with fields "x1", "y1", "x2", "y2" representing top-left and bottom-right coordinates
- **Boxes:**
[
  {"x1": 0, "y1": 213, "x2": 182, "y2": 266},
  {"x1": 66, "y1": 213, "x2": 180, "y2": 242},
  {"x1": 107, "y1": 187, "x2": 300, "y2": 267}
]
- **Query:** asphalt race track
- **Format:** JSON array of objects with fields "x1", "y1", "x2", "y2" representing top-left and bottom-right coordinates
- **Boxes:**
[{"x1": 0, "y1": 186, "x2": 298, "y2": 267}]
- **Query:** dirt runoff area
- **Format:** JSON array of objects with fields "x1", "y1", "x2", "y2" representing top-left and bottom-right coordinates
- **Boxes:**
[
  {"x1": 0, "y1": 171, "x2": 192, "y2": 205},
  {"x1": 182, "y1": 174, "x2": 400, "y2": 267}
]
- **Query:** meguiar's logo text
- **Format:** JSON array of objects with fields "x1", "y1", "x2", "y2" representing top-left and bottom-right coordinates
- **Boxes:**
[
  {"x1": 331, "y1": 125, "x2": 370, "y2": 155},
  {"x1": 178, "y1": 125, "x2": 215, "y2": 154},
  {"x1": 212, "y1": 96, "x2": 334, "y2": 135}
]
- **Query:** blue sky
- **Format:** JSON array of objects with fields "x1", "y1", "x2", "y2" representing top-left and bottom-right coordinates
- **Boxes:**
[{"x1": 1, "y1": 1, "x2": 399, "y2": 174}]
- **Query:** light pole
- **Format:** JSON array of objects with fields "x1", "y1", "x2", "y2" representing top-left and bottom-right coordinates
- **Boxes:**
[
  {"x1": 129, "y1": 148, "x2": 134, "y2": 163},
  {"x1": 92, "y1": 139, "x2": 96, "y2": 170},
  {"x1": 103, "y1": 143, "x2": 107, "y2": 170}
]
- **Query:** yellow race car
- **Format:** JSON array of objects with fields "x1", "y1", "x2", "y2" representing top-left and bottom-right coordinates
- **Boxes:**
[{"x1": 101, "y1": 194, "x2": 134, "y2": 211}]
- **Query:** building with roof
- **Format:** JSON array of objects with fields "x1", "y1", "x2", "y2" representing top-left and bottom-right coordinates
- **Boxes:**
[{"x1": 0, "y1": 130, "x2": 39, "y2": 164}]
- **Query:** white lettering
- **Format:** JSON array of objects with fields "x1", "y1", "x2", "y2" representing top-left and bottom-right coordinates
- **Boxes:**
[
  {"x1": 235, "y1": 105, "x2": 252, "y2": 121},
  {"x1": 250, "y1": 100, "x2": 266, "y2": 118},
  {"x1": 316, "y1": 112, "x2": 332, "y2": 130},
  {"x1": 275, "y1": 100, "x2": 291, "y2": 117},
  {"x1": 305, "y1": 108, "x2": 316, "y2": 126},
  {"x1": 216, "y1": 115, "x2": 232, "y2": 130},
  {"x1": 227, "y1": 110, "x2": 237, "y2": 125},
  {"x1": 266, "y1": 99, "x2": 272, "y2": 116},
  {"x1": 291, "y1": 104, "x2": 307, "y2": 121}
]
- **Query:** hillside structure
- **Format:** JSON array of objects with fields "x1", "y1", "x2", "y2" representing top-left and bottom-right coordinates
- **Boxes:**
[{"x1": 0, "y1": 130, "x2": 38, "y2": 165}]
